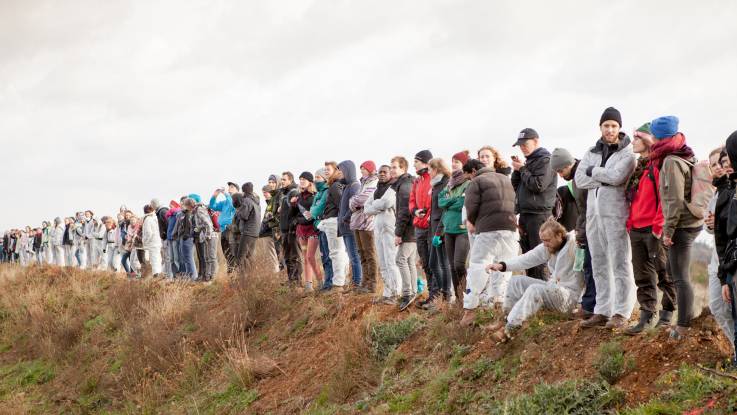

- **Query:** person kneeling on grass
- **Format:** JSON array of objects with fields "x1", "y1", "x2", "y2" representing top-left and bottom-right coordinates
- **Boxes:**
[{"x1": 485, "y1": 219, "x2": 583, "y2": 341}]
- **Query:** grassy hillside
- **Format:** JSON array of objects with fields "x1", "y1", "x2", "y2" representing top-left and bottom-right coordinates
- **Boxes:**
[{"x1": 0, "y1": 245, "x2": 735, "y2": 414}]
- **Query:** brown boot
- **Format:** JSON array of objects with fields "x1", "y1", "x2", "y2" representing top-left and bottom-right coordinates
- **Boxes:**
[
  {"x1": 580, "y1": 313, "x2": 609, "y2": 328},
  {"x1": 460, "y1": 309, "x2": 476, "y2": 327},
  {"x1": 605, "y1": 314, "x2": 628, "y2": 330}
]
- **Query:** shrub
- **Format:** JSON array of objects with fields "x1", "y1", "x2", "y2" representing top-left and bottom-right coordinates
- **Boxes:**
[
  {"x1": 594, "y1": 340, "x2": 635, "y2": 384},
  {"x1": 369, "y1": 316, "x2": 424, "y2": 360},
  {"x1": 487, "y1": 380, "x2": 624, "y2": 415}
]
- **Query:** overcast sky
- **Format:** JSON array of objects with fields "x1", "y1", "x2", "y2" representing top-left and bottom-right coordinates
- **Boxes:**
[{"x1": 1, "y1": 0, "x2": 736, "y2": 230}]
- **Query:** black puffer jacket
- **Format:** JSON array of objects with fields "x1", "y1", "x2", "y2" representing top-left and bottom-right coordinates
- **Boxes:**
[
  {"x1": 430, "y1": 175, "x2": 449, "y2": 235},
  {"x1": 465, "y1": 167, "x2": 517, "y2": 233},
  {"x1": 322, "y1": 181, "x2": 343, "y2": 220},
  {"x1": 156, "y1": 207, "x2": 170, "y2": 240},
  {"x1": 235, "y1": 193, "x2": 262, "y2": 238},
  {"x1": 511, "y1": 147, "x2": 557, "y2": 214},
  {"x1": 393, "y1": 173, "x2": 416, "y2": 242}
]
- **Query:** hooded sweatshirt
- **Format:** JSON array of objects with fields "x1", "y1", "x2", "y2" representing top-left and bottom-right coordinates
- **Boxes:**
[{"x1": 338, "y1": 160, "x2": 361, "y2": 237}]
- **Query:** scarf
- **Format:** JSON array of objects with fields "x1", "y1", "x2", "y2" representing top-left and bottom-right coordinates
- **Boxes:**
[
  {"x1": 650, "y1": 133, "x2": 695, "y2": 169},
  {"x1": 374, "y1": 180, "x2": 392, "y2": 200},
  {"x1": 625, "y1": 156, "x2": 649, "y2": 203},
  {"x1": 448, "y1": 169, "x2": 467, "y2": 189}
]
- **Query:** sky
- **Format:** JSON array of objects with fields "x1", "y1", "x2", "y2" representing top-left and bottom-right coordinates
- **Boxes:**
[{"x1": 1, "y1": 0, "x2": 736, "y2": 231}]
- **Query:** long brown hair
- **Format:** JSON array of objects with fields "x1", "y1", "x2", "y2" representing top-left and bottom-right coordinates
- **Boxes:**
[{"x1": 478, "y1": 145, "x2": 509, "y2": 170}]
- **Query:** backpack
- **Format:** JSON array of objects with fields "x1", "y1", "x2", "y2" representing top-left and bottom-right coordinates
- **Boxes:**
[
  {"x1": 208, "y1": 209, "x2": 221, "y2": 232},
  {"x1": 665, "y1": 156, "x2": 714, "y2": 219}
]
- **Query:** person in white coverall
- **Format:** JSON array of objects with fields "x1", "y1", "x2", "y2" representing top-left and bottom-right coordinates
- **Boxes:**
[
  {"x1": 575, "y1": 107, "x2": 637, "y2": 330},
  {"x1": 50, "y1": 217, "x2": 65, "y2": 266},
  {"x1": 364, "y1": 165, "x2": 403, "y2": 304},
  {"x1": 141, "y1": 205, "x2": 163, "y2": 276},
  {"x1": 486, "y1": 221, "x2": 584, "y2": 340},
  {"x1": 460, "y1": 160, "x2": 520, "y2": 326}
]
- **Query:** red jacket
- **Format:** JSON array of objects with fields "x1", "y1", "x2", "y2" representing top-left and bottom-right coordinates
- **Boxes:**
[
  {"x1": 409, "y1": 169, "x2": 432, "y2": 229},
  {"x1": 627, "y1": 160, "x2": 664, "y2": 237}
]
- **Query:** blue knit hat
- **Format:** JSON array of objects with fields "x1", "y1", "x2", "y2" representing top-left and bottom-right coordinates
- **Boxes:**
[
  {"x1": 650, "y1": 116, "x2": 679, "y2": 139},
  {"x1": 188, "y1": 193, "x2": 201, "y2": 203}
]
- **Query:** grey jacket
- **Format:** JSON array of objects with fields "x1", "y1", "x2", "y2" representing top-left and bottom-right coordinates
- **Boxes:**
[
  {"x1": 236, "y1": 194, "x2": 262, "y2": 238},
  {"x1": 575, "y1": 134, "x2": 636, "y2": 219}
]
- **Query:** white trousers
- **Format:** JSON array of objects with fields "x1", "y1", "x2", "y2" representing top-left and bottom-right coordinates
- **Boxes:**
[
  {"x1": 317, "y1": 218, "x2": 349, "y2": 286},
  {"x1": 708, "y1": 250, "x2": 734, "y2": 345},
  {"x1": 504, "y1": 276, "x2": 577, "y2": 327},
  {"x1": 374, "y1": 227, "x2": 402, "y2": 297},
  {"x1": 52, "y1": 245, "x2": 65, "y2": 266},
  {"x1": 587, "y1": 215, "x2": 636, "y2": 318},
  {"x1": 464, "y1": 230, "x2": 519, "y2": 310}
]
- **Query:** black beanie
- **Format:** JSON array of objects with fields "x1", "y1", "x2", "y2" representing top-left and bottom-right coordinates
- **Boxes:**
[
  {"x1": 414, "y1": 150, "x2": 433, "y2": 164},
  {"x1": 299, "y1": 171, "x2": 314, "y2": 183},
  {"x1": 241, "y1": 182, "x2": 254, "y2": 195},
  {"x1": 600, "y1": 107, "x2": 622, "y2": 127}
]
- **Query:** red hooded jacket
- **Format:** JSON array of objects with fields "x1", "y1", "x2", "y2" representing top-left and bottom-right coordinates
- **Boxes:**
[
  {"x1": 626, "y1": 159, "x2": 664, "y2": 237},
  {"x1": 409, "y1": 169, "x2": 432, "y2": 229}
]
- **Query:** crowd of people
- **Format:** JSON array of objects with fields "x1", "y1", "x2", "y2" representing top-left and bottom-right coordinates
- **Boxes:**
[{"x1": 3, "y1": 108, "x2": 737, "y2": 362}]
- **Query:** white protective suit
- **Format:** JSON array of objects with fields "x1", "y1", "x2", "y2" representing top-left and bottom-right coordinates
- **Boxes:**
[
  {"x1": 575, "y1": 134, "x2": 637, "y2": 319},
  {"x1": 463, "y1": 230, "x2": 520, "y2": 310},
  {"x1": 503, "y1": 232, "x2": 585, "y2": 326},
  {"x1": 316, "y1": 217, "x2": 349, "y2": 286},
  {"x1": 142, "y1": 213, "x2": 163, "y2": 275},
  {"x1": 364, "y1": 186, "x2": 402, "y2": 298},
  {"x1": 50, "y1": 223, "x2": 65, "y2": 266}
]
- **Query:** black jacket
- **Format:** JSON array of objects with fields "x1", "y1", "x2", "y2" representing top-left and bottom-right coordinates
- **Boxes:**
[
  {"x1": 554, "y1": 185, "x2": 578, "y2": 232},
  {"x1": 511, "y1": 147, "x2": 557, "y2": 214},
  {"x1": 714, "y1": 175, "x2": 735, "y2": 261},
  {"x1": 322, "y1": 181, "x2": 343, "y2": 220},
  {"x1": 296, "y1": 190, "x2": 315, "y2": 226},
  {"x1": 156, "y1": 207, "x2": 170, "y2": 240},
  {"x1": 278, "y1": 184, "x2": 300, "y2": 233},
  {"x1": 430, "y1": 175, "x2": 449, "y2": 235},
  {"x1": 235, "y1": 194, "x2": 262, "y2": 238},
  {"x1": 393, "y1": 173, "x2": 416, "y2": 242}
]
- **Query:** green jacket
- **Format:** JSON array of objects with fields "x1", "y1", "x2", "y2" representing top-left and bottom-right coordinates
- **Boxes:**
[
  {"x1": 438, "y1": 180, "x2": 470, "y2": 235},
  {"x1": 310, "y1": 181, "x2": 329, "y2": 229},
  {"x1": 265, "y1": 189, "x2": 282, "y2": 230}
]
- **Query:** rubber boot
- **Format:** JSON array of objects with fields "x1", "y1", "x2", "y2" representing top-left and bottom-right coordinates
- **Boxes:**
[
  {"x1": 655, "y1": 310, "x2": 673, "y2": 328},
  {"x1": 624, "y1": 310, "x2": 653, "y2": 336}
]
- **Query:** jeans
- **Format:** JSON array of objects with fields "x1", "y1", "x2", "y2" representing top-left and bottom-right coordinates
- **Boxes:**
[
  {"x1": 318, "y1": 231, "x2": 335, "y2": 289},
  {"x1": 168, "y1": 240, "x2": 180, "y2": 277},
  {"x1": 667, "y1": 227, "x2": 701, "y2": 327},
  {"x1": 343, "y1": 232, "x2": 363, "y2": 286},
  {"x1": 396, "y1": 242, "x2": 418, "y2": 297},
  {"x1": 581, "y1": 245, "x2": 596, "y2": 313},
  {"x1": 180, "y1": 238, "x2": 198, "y2": 280},
  {"x1": 120, "y1": 251, "x2": 132, "y2": 273},
  {"x1": 429, "y1": 243, "x2": 451, "y2": 300}
]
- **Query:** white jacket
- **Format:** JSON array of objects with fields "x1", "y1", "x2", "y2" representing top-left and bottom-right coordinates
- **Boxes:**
[
  {"x1": 575, "y1": 134, "x2": 636, "y2": 219},
  {"x1": 364, "y1": 187, "x2": 397, "y2": 234},
  {"x1": 503, "y1": 231, "x2": 583, "y2": 297},
  {"x1": 51, "y1": 225, "x2": 65, "y2": 247},
  {"x1": 142, "y1": 213, "x2": 162, "y2": 249}
]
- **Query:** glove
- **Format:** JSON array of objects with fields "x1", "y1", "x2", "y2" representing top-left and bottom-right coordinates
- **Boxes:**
[{"x1": 432, "y1": 235, "x2": 442, "y2": 247}]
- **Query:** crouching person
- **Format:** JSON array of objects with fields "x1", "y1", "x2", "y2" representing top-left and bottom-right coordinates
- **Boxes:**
[{"x1": 485, "y1": 219, "x2": 583, "y2": 341}]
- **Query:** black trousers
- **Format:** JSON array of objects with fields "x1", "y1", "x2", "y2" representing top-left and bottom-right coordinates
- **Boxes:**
[
  {"x1": 518, "y1": 212, "x2": 550, "y2": 280},
  {"x1": 415, "y1": 227, "x2": 433, "y2": 288},
  {"x1": 444, "y1": 232, "x2": 469, "y2": 301},
  {"x1": 630, "y1": 229, "x2": 676, "y2": 314}
]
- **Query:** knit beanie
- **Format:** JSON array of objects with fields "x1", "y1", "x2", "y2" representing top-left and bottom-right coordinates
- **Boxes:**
[
  {"x1": 452, "y1": 151, "x2": 470, "y2": 165},
  {"x1": 299, "y1": 171, "x2": 314, "y2": 183},
  {"x1": 315, "y1": 168, "x2": 327, "y2": 180},
  {"x1": 636, "y1": 122, "x2": 651, "y2": 135},
  {"x1": 261, "y1": 185, "x2": 271, "y2": 192},
  {"x1": 188, "y1": 193, "x2": 201, "y2": 203},
  {"x1": 268, "y1": 174, "x2": 278, "y2": 183},
  {"x1": 600, "y1": 107, "x2": 622, "y2": 127},
  {"x1": 650, "y1": 116, "x2": 679, "y2": 139},
  {"x1": 550, "y1": 148, "x2": 575, "y2": 172},
  {"x1": 414, "y1": 150, "x2": 433, "y2": 164},
  {"x1": 360, "y1": 160, "x2": 377, "y2": 174}
]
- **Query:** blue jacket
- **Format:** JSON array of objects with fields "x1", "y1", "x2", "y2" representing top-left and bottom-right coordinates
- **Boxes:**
[
  {"x1": 166, "y1": 209, "x2": 180, "y2": 241},
  {"x1": 338, "y1": 160, "x2": 361, "y2": 236},
  {"x1": 209, "y1": 193, "x2": 235, "y2": 231}
]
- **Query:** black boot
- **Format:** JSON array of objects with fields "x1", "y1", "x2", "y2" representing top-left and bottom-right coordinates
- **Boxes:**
[
  {"x1": 625, "y1": 310, "x2": 654, "y2": 335},
  {"x1": 655, "y1": 310, "x2": 673, "y2": 328}
]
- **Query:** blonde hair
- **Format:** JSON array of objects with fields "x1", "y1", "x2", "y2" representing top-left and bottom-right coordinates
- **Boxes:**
[
  {"x1": 539, "y1": 218, "x2": 567, "y2": 240},
  {"x1": 428, "y1": 158, "x2": 451, "y2": 177},
  {"x1": 710, "y1": 146, "x2": 725, "y2": 159},
  {"x1": 478, "y1": 145, "x2": 509, "y2": 170}
]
